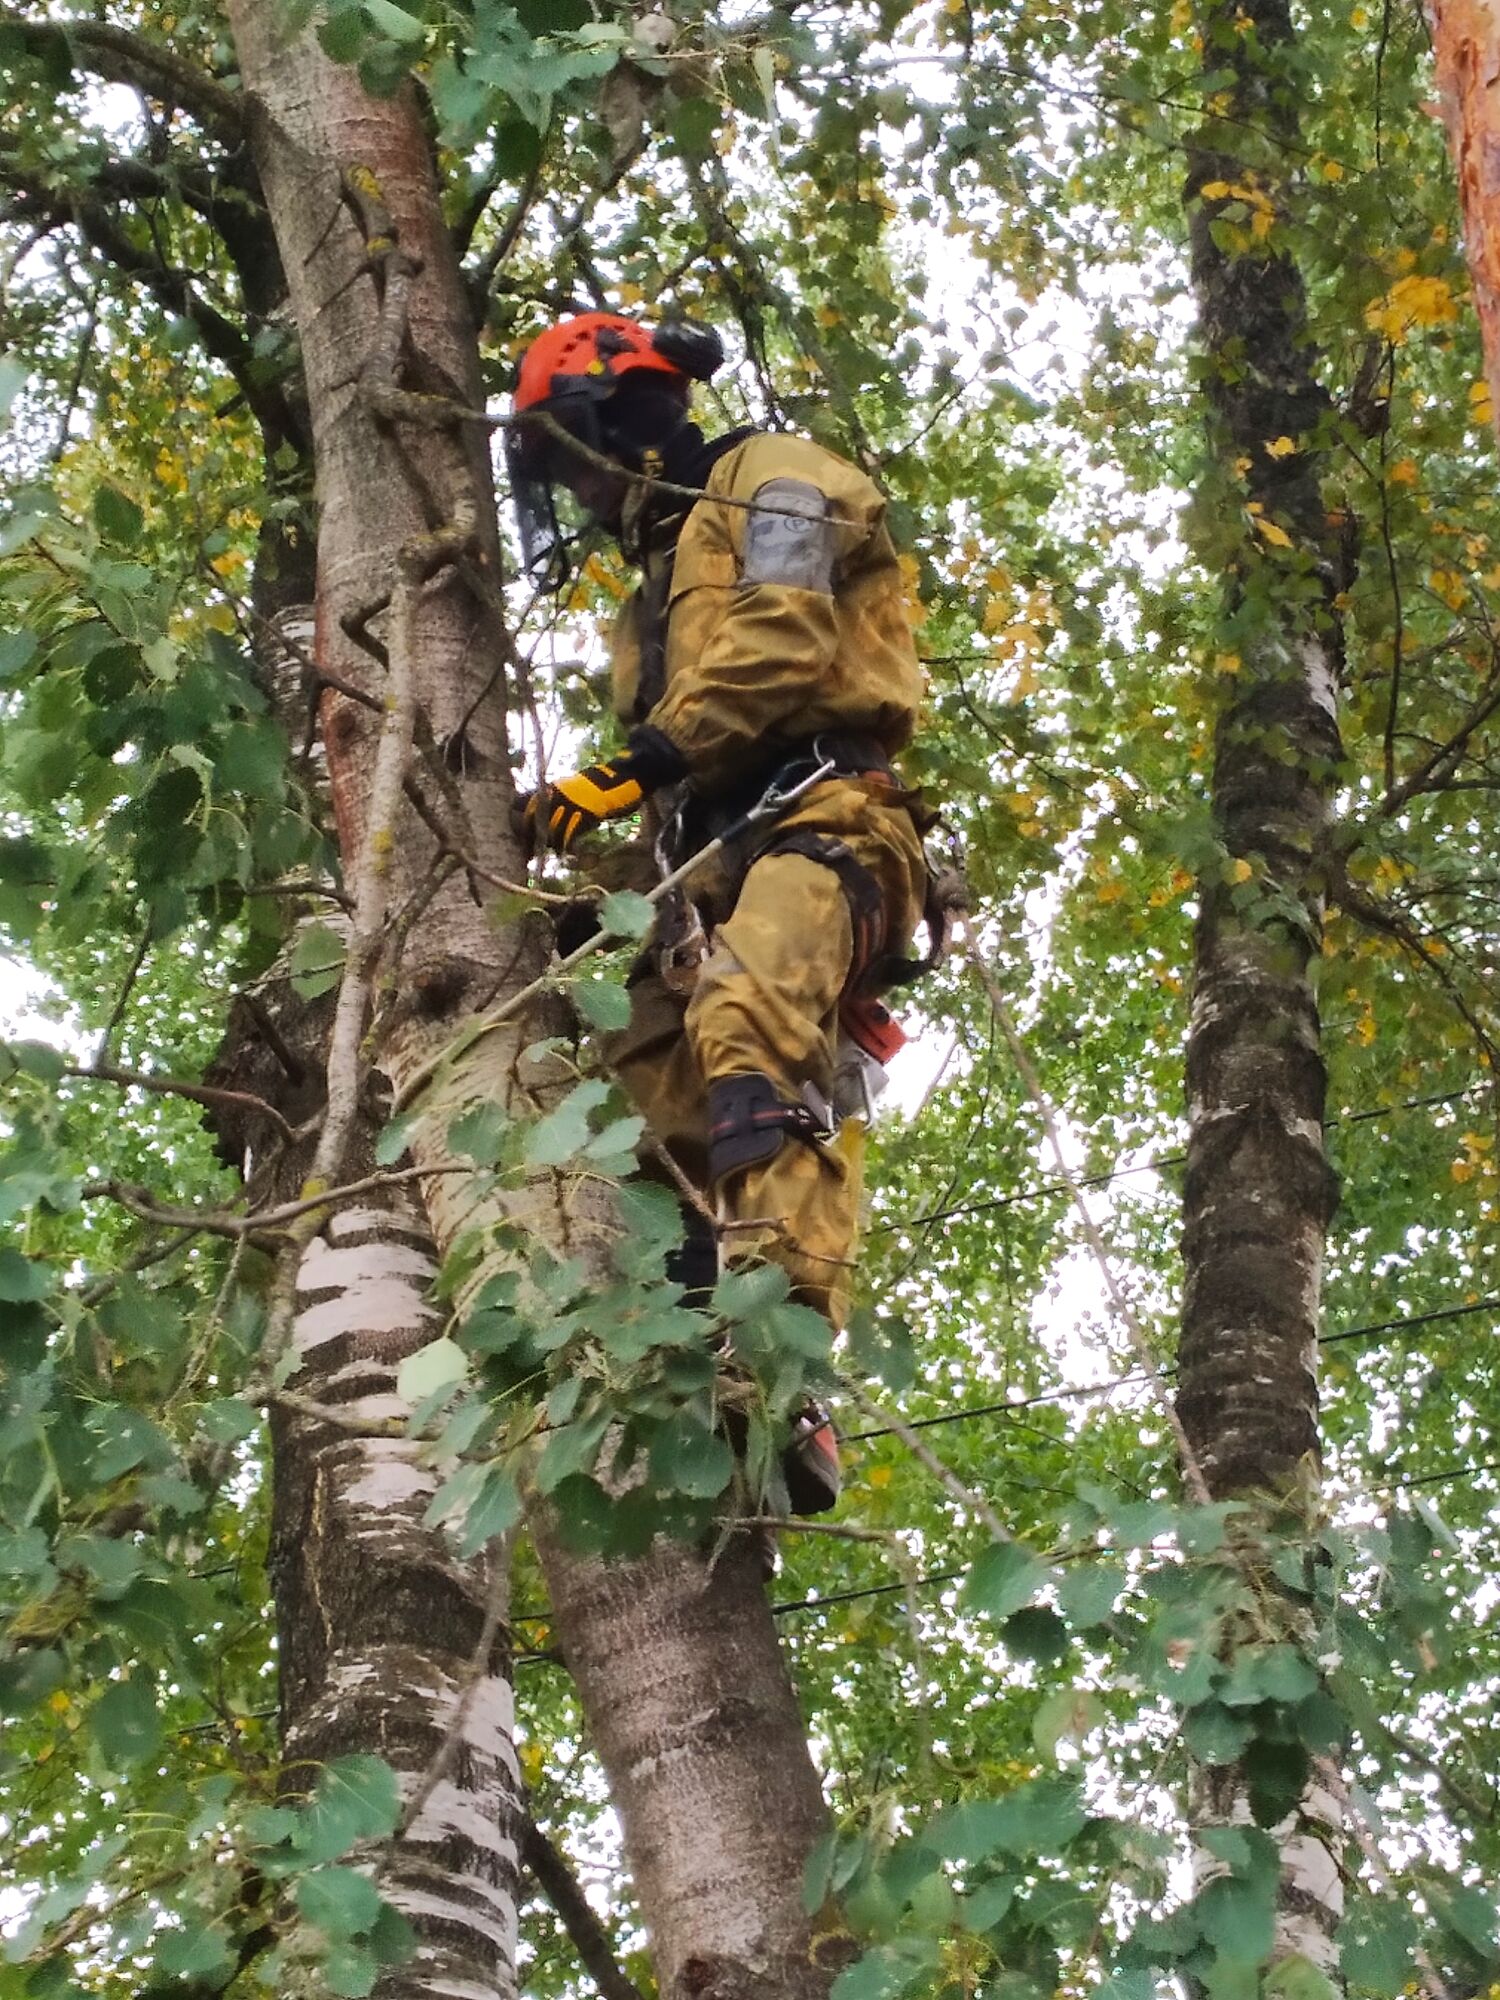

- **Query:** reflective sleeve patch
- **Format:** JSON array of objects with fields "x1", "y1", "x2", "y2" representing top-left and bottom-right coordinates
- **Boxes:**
[{"x1": 741, "y1": 477, "x2": 838, "y2": 593}]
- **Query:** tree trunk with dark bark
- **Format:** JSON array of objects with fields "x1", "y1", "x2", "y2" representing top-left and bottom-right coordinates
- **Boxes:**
[{"x1": 1179, "y1": 0, "x2": 1347, "y2": 1970}]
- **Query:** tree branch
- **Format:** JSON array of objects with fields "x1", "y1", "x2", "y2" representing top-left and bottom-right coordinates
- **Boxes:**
[
  {"x1": 0, "y1": 148, "x2": 299, "y2": 452},
  {"x1": 65, "y1": 1060, "x2": 299, "y2": 1143},
  {"x1": 519, "y1": 1816, "x2": 648, "y2": 2000},
  {"x1": 0, "y1": 10, "x2": 244, "y2": 142}
]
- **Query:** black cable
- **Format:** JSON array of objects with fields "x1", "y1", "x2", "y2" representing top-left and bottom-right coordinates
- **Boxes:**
[
  {"x1": 872, "y1": 1083, "x2": 1483, "y2": 1238},
  {"x1": 509, "y1": 1451, "x2": 1500, "y2": 1666},
  {"x1": 843, "y1": 1297, "x2": 1500, "y2": 1445}
]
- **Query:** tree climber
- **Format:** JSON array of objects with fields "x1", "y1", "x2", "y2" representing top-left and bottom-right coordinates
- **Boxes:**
[{"x1": 508, "y1": 311, "x2": 932, "y2": 1514}]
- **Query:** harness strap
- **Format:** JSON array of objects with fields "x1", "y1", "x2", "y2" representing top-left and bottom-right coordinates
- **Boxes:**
[{"x1": 761, "y1": 830, "x2": 888, "y2": 990}]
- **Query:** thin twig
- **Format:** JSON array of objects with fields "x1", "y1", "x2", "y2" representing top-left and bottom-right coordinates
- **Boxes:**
[{"x1": 66, "y1": 1061, "x2": 298, "y2": 1144}]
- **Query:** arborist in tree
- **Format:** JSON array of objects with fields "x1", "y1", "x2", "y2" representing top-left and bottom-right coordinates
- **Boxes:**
[{"x1": 508, "y1": 311, "x2": 936, "y2": 1514}]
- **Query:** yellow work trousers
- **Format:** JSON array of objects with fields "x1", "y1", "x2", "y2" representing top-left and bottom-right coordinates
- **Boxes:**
[{"x1": 606, "y1": 780, "x2": 927, "y2": 1328}]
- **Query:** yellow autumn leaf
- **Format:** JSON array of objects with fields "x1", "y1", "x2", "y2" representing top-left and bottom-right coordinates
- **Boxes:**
[
  {"x1": 1200, "y1": 179, "x2": 1233, "y2": 200},
  {"x1": 867, "y1": 1465, "x2": 893, "y2": 1489},
  {"x1": 1214, "y1": 651, "x2": 1242, "y2": 675},
  {"x1": 1364, "y1": 272, "x2": 1460, "y2": 344},
  {"x1": 1321, "y1": 157, "x2": 1346, "y2": 182},
  {"x1": 1000, "y1": 621, "x2": 1042, "y2": 656},
  {"x1": 1387, "y1": 458, "x2": 1419, "y2": 486},
  {"x1": 1264, "y1": 436, "x2": 1298, "y2": 458},
  {"x1": 1252, "y1": 514, "x2": 1294, "y2": 549},
  {"x1": 1354, "y1": 1009, "x2": 1377, "y2": 1045},
  {"x1": 1429, "y1": 567, "x2": 1467, "y2": 610},
  {"x1": 1470, "y1": 378, "x2": 1495, "y2": 426},
  {"x1": 1229, "y1": 858, "x2": 1253, "y2": 884}
]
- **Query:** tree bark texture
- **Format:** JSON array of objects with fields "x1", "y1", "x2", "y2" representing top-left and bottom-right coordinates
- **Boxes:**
[
  {"x1": 1427, "y1": 0, "x2": 1500, "y2": 446},
  {"x1": 1179, "y1": 0, "x2": 1343, "y2": 1506},
  {"x1": 276, "y1": 1190, "x2": 520, "y2": 2000},
  {"x1": 223, "y1": 11, "x2": 838, "y2": 1996},
  {"x1": 533, "y1": 1522, "x2": 846, "y2": 2000},
  {"x1": 1180, "y1": 0, "x2": 1346, "y2": 1973}
]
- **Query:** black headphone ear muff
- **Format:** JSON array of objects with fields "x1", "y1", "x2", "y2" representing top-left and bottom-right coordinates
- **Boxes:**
[{"x1": 650, "y1": 318, "x2": 725, "y2": 382}]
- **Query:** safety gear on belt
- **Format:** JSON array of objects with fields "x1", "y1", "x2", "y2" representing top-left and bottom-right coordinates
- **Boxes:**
[
  {"x1": 522, "y1": 727, "x2": 687, "y2": 852},
  {"x1": 705, "y1": 1071, "x2": 829, "y2": 1186},
  {"x1": 507, "y1": 312, "x2": 725, "y2": 584}
]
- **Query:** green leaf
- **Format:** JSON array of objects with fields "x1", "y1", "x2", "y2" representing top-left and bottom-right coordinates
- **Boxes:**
[
  {"x1": 297, "y1": 1755, "x2": 401, "y2": 1864},
  {"x1": 524, "y1": 1078, "x2": 611, "y2": 1169},
  {"x1": 1194, "y1": 1873, "x2": 1276, "y2": 1963},
  {"x1": 600, "y1": 888, "x2": 655, "y2": 940},
  {"x1": 846, "y1": 1307, "x2": 916, "y2": 1393},
  {"x1": 1245, "y1": 1738, "x2": 1310, "y2": 1827},
  {"x1": 963, "y1": 1540, "x2": 1046, "y2": 1621},
  {"x1": 1182, "y1": 1701, "x2": 1256, "y2": 1766},
  {"x1": 714, "y1": 1261, "x2": 789, "y2": 1323},
  {"x1": 573, "y1": 975, "x2": 633, "y2": 1030},
  {"x1": 0, "y1": 355, "x2": 27, "y2": 427},
  {"x1": 649, "y1": 1410, "x2": 734, "y2": 1499},
  {"x1": 155, "y1": 1922, "x2": 235, "y2": 1980},
  {"x1": 1056, "y1": 1559, "x2": 1124, "y2": 1630},
  {"x1": 0, "y1": 631, "x2": 39, "y2": 682},
  {"x1": 289, "y1": 920, "x2": 346, "y2": 999},
  {"x1": 930, "y1": 1779, "x2": 1085, "y2": 1862},
  {"x1": 365, "y1": 0, "x2": 426, "y2": 44},
  {"x1": 324, "y1": 1939, "x2": 380, "y2": 1997},
  {"x1": 396, "y1": 1336, "x2": 468, "y2": 1405},
  {"x1": 318, "y1": 9, "x2": 367, "y2": 60},
  {"x1": 455, "y1": 1465, "x2": 522, "y2": 1559},
  {"x1": 1032, "y1": 1688, "x2": 1104, "y2": 1759},
  {"x1": 296, "y1": 1866, "x2": 382, "y2": 1939},
  {"x1": 92, "y1": 484, "x2": 144, "y2": 546},
  {"x1": 535, "y1": 1410, "x2": 612, "y2": 1494},
  {"x1": 0, "y1": 1248, "x2": 50, "y2": 1302},
  {"x1": 199, "y1": 1397, "x2": 260, "y2": 1445},
  {"x1": 1003, "y1": 1606, "x2": 1070, "y2": 1663},
  {"x1": 960, "y1": 1876, "x2": 1016, "y2": 1933},
  {"x1": 1426, "y1": 1881, "x2": 1498, "y2": 1961},
  {"x1": 91, "y1": 1673, "x2": 162, "y2": 1767},
  {"x1": 447, "y1": 1100, "x2": 510, "y2": 1165},
  {"x1": 1338, "y1": 1897, "x2": 1420, "y2": 1996},
  {"x1": 1264, "y1": 1955, "x2": 1341, "y2": 2000},
  {"x1": 374, "y1": 1111, "x2": 419, "y2": 1167}
]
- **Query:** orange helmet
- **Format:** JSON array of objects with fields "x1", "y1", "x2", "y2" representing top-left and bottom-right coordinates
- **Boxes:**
[
  {"x1": 507, "y1": 312, "x2": 724, "y2": 583},
  {"x1": 512, "y1": 312, "x2": 692, "y2": 415}
]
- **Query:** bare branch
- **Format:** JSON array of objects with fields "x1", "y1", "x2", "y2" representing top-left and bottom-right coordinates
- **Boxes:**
[
  {"x1": 66, "y1": 1060, "x2": 298, "y2": 1144},
  {"x1": 0, "y1": 10, "x2": 244, "y2": 141},
  {"x1": 519, "y1": 1816, "x2": 648, "y2": 2000}
]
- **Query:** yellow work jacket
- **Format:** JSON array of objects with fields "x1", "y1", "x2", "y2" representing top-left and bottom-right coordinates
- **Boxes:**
[{"x1": 610, "y1": 432, "x2": 925, "y2": 790}]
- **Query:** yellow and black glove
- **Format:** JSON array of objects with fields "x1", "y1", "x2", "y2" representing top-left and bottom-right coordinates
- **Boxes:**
[{"x1": 522, "y1": 727, "x2": 687, "y2": 854}]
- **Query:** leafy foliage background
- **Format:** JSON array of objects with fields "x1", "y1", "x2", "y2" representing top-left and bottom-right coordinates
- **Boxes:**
[{"x1": 0, "y1": 0, "x2": 1498, "y2": 1993}]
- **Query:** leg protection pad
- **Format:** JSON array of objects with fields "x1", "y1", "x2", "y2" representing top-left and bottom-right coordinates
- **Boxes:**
[{"x1": 706, "y1": 1071, "x2": 824, "y2": 1186}]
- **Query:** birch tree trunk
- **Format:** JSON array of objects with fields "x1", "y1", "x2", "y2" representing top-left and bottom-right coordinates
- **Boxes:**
[
  {"x1": 1180, "y1": 0, "x2": 1347, "y2": 1969},
  {"x1": 222, "y1": 11, "x2": 838, "y2": 1994}
]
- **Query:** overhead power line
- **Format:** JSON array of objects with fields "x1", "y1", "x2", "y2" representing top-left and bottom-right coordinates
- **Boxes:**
[
  {"x1": 843, "y1": 1296, "x2": 1500, "y2": 1445},
  {"x1": 873, "y1": 1083, "x2": 1484, "y2": 1238},
  {"x1": 510, "y1": 1454, "x2": 1500, "y2": 1667}
]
